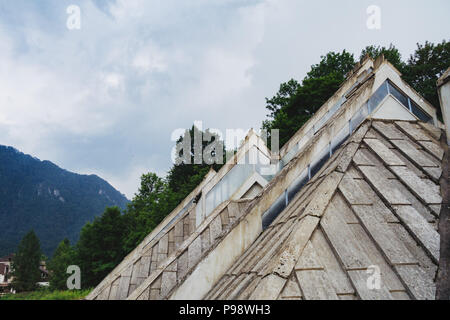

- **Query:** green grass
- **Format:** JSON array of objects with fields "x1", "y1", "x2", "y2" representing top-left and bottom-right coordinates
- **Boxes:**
[{"x1": 0, "y1": 289, "x2": 92, "y2": 300}]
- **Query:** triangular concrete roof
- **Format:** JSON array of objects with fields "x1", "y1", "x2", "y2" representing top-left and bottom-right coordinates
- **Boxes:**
[
  {"x1": 204, "y1": 120, "x2": 444, "y2": 300},
  {"x1": 88, "y1": 57, "x2": 446, "y2": 300}
]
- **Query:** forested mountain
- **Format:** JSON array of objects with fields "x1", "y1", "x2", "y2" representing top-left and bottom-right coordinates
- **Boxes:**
[{"x1": 0, "y1": 145, "x2": 129, "y2": 257}]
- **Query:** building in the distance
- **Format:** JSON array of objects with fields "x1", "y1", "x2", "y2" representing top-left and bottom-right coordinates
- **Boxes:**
[
  {"x1": 38, "y1": 261, "x2": 50, "y2": 288},
  {"x1": 0, "y1": 254, "x2": 14, "y2": 294},
  {"x1": 0, "y1": 255, "x2": 50, "y2": 293},
  {"x1": 88, "y1": 55, "x2": 448, "y2": 300}
]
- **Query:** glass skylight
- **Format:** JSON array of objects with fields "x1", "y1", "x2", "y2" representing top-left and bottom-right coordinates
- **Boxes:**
[{"x1": 261, "y1": 78, "x2": 434, "y2": 230}]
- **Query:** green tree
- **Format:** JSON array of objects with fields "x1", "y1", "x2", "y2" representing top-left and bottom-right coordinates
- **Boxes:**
[
  {"x1": 167, "y1": 125, "x2": 224, "y2": 193},
  {"x1": 122, "y1": 173, "x2": 169, "y2": 253},
  {"x1": 306, "y1": 50, "x2": 356, "y2": 79},
  {"x1": 11, "y1": 230, "x2": 42, "y2": 292},
  {"x1": 403, "y1": 40, "x2": 450, "y2": 118},
  {"x1": 122, "y1": 126, "x2": 226, "y2": 253},
  {"x1": 47, "y1": 239, "x2": 76, "y2": 290},
  {"x1": 76, "y1": 207, "x2": 126, "y2": 288},
  {"x1": 263, "y1": 50, "x2": 356, "y2": 147},
  {"x1": 360, "y1": 44, "x2": 406, "y2": 72},
  {"x1": 264, "y1": 79, "x2": 301, "y2": 119}
]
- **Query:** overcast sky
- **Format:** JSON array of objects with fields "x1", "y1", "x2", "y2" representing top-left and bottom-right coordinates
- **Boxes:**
[{"x1": 0, "y1": 0, "x2": 449, "y2": 199}]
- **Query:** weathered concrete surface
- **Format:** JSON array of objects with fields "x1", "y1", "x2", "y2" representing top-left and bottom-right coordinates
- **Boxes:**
[
  {"x1": 435, "y1": 69, "x2": 450, "y2": 300},
  {"x1": 204, "y1": 120, "x2": 444, "y2": 300},
  {"x1": 169, "y1": 204, "x2": 263, "y2": 300},
  {"x1": 436, "y1": 138, "x2": 450, "y2": 300},
  {"x1": 437, "y1": 68, "x2": 450, "y2": 145}
]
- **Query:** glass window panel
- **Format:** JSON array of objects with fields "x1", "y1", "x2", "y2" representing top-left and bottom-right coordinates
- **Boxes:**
[
  {"x1": 205, "y1": 191, "x2": 214, "y2": 219},
  {"x1": 310, "y1": 145, "x2": 330, "y2": 179},
  {"x1": 262, "y1": 192, "x2": 286, "y2": 230},
  {"x1": 329, "y1": 96, "x2": 345, "y2": 115},
  {"x1": 214, "y1": 183, "x2": 221, "y2": 207},
  {"x1": 388, "y1": 81, "x2": 409, "y2": 109},
  {"x1": 411, "y1": 101, "x2": 432, "y2": 123},
  {"x1": 350, "y1": 102, "x2": 369, "y2": 133},
  {"x1": 368, "y1": 81, "x2": 388, "y2": 112},
  {"x1": 331, "y1": 123, "x2": 350, "y2": 154},
  {"x1": 281, "y1": 128, "x2": 314, "y2": 169},
  {"x1": 287, "y1": 168, "x2": 308, "y2": 201},
  {"x1": 204, "y1": 161, "x2": 254, "y2": 217},
  {"x1": 300, "y1": 128, "x2": 314, "y2": 149},
  {"x1": 221, "y1": 175, "x2": 228, "y2": 202},
  {"x1": 281, "y1": 143, "x2": 298, "y2": 168},
  {"x1": 297, "y1": 135, "x2": 308, "y2": 153},
  {"x1": 314, "y1": 111, "x2": 330, "y2": 133}
]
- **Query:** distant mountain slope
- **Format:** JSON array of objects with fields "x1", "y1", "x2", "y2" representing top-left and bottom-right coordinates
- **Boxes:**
[{"x1": 0, "y1": 145, "x2": 129, "y2": 257}]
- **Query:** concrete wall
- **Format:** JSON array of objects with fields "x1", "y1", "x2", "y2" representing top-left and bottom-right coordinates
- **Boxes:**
[
  {"x1": 438, "y1": 68, "x2": 450, "y2": 145},
  {"x1": 372, "y1": 95, "x2": 416, "y2": 121},
  {"x1": 170, "y1": 204, "x2": 263, "y2": 300}
]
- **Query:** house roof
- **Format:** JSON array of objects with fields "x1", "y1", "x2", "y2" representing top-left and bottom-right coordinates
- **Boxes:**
[
  {"x1": 0, "y1": 264, "x2": 6, "y2": 276},
  {"x1": 0, "y1": 254, "x2": 13, "y2": 263},
  {"x1": 204, "y1": 120, "x2": 443, "y2": 300}
]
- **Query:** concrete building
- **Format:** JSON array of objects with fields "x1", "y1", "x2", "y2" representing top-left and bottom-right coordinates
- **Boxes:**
[
  {"x1": 438, "y1": 67, "x2": 450, "y2": 145},
  {"x1": 88, "y1": 56, "x2": 448, "y2": 300}
]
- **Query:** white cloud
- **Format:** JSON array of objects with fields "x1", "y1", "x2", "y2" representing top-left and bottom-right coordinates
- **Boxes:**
[
  {"x1": 102, "y1": 72, "x2": 123, "y2": 89},
  {"x1": 132, "y1": 43, "x2": 168, "y2": 73},
  {"x1": 0, "y1": 0, "x2": 449, "y2": 199}
]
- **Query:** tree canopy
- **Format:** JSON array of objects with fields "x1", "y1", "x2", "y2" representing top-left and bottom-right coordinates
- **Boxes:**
[
  {"x1": 360, "y1": 44, "x2": 406, "y2": 72},
  {"x1": 11, "y1": 230, "x2": 42, "y2": 292},
  {"x1": 76, "y1": 207, "x2": 127, "y2": 288},
  {"x1": 403, "y1": 40, "x2": 450, "y2": 119},
  {"x1": 263, "y1": 50, "x2": 356, "y2": 147},
  {"x1": 47, "y1": 239, "x2": 76, "y2": 291},
  {"x1": 263, "y1": 40, "x2": 449, "y2": 147}
]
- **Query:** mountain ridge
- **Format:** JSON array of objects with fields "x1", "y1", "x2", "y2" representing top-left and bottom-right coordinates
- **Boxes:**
[{"x1": 0, "y1": 145, "x2": 129, "y2": 257}]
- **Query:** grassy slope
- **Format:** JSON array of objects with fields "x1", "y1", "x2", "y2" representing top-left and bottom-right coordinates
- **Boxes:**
[{"x1": 0, "y1": 289, "x2": 92, "y2": 300}]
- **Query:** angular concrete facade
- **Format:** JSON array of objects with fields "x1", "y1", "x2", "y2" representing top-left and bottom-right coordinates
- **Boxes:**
[{"x1": 88, "y1": 56, "x2": 447, "y2": 300}]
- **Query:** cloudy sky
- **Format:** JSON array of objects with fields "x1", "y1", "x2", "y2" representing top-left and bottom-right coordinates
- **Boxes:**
[{"x1": 0, "y1": 0, "x2": 448, "y2": 199}]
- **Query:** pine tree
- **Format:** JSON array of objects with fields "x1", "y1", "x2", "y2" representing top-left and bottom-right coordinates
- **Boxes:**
[
  {"x1": 48, "y1": 239, "x2": 76, "y2": 290},
  {"x1": 76, "y1": 207, "x2": 126, "y2": 288},
  {"x1": 11, "y1": 230, "x2": 42, "y2": 292}
]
